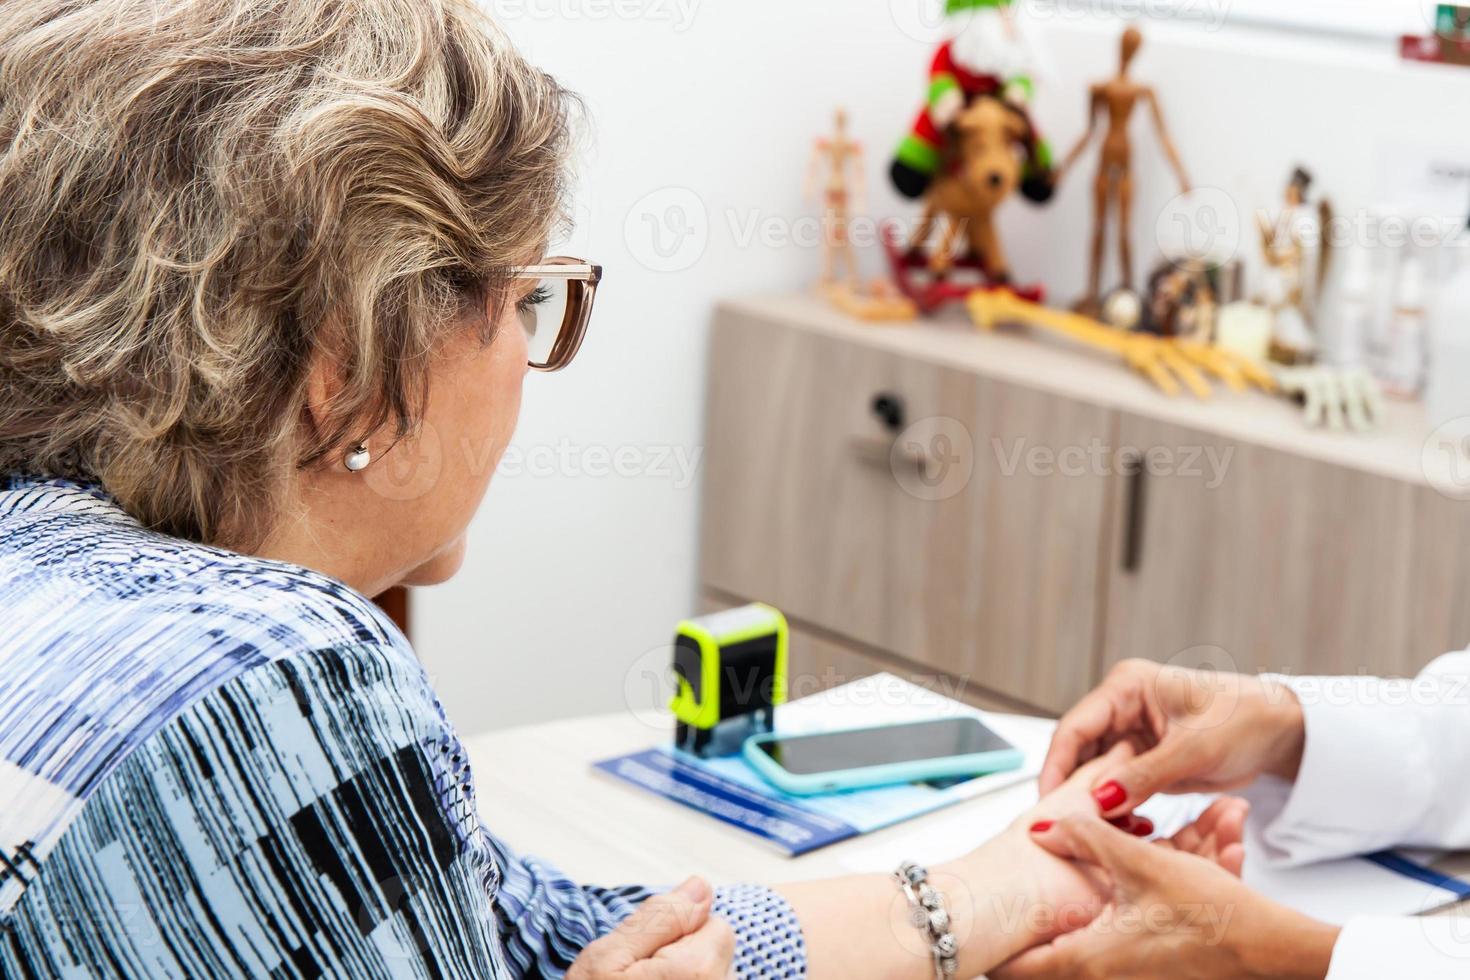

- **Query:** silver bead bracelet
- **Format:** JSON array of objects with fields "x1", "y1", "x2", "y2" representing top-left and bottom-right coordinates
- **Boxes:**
[{"x1": 894, "y1": 860, "x2": 959, "y2": 979}]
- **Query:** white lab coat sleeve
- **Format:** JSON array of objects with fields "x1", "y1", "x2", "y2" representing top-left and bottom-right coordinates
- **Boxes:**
[
  {"x1": 1325, "y1": 916, "x2": 1470, "y2": 979},
  {"x1": 1244, "y1": 651, "x2": 1470, "y2": 867}
]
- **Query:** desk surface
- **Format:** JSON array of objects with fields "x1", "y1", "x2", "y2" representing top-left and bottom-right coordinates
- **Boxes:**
[
  {"x1": 463, "y1": 710, "x2": 1470, "y2": 921},
  {"x1": 462, "y1": 709, "x2": 1039, "y2": 887}
]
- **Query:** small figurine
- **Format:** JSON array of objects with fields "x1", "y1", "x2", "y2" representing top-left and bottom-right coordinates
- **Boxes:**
[
  {"x1": 890, "y1": 0, "x2": 1053, "y2": 204},
  {"x1": 805, "y1": 107, "x2": 865, "y2": 290},
  {"x1": 1144, "y1": 258, "x2": 1220, "y2": 343},
  {"x1": 1257, "y1": 166, "x2": 1333, "y2": 365},
  {"x1": 1058, "y1": 27, "x2": 1191, "y2": 315},
  {"x1": 908, "y1": 95, "x2": 1035, "y2": 282},
  {"x1": 806, "y1": 109, "x2": 918, "y2": 323},
  {"x1": 669, "y1": 604, "x2": 789, "y2": 758}
]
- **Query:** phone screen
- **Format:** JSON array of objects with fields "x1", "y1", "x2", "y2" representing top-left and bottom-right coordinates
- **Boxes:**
[{"x1": 753, "y1": 717, "x2": 1015, "y2": 776}]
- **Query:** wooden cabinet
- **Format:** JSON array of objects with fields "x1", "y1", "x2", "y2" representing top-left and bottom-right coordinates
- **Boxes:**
[
  {"x1": 697, "y1": 592, "x2": 1037, "y2": 715},
  {"x1": 878, "y1": 360, "x2": 1113, "y2": 714},
  {"x1": 701, "y1": 317, "x2": 904, "y2": 650},
  {"x1": 1098, "y1": 413, "x2": 1421, "y2": 678},
  {"x1": 702, "y1": 305, "x2": 1113, "y2": 714},
  {"x1": 701, "y1": 295, "x2": 1470, "y2": 714}
]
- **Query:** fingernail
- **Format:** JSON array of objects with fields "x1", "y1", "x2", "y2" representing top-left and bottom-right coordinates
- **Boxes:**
[
  {"x1": 1029, "y1": 821, "x2": 1053, "y2": 834},
  {"x1": 1132, "y1": 817, "x2": 1155, "y2": 837},
  {"x1": 1092, "y1": 780, "x2": 1127, "y2": 811},
  {"x1": 674, "y1": 876, "x2": 710, "y2": 902}
]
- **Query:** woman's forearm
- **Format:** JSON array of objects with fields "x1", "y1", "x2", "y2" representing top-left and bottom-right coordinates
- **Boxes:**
[{"x1": 775, "y1": 833, "x2": 1042, "y2": 979}]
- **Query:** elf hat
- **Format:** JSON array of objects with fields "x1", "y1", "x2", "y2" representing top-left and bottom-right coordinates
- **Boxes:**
[{"x1": 946, "y1": 0, "x2": 1011, "y2": 12}]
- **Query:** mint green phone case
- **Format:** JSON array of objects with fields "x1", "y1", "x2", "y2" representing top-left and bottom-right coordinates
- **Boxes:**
[{"x1": 741, "y1": 721, "x2": 1025, "y2": 796}]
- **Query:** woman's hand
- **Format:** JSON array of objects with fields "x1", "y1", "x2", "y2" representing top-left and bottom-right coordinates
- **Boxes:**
[
  {"x1": 951, "y1": 743, "x2": 1250, "y2": 951},
  {"x1": 568, "y1": 877, "x2": 734, "y2": 980},
  {"x1": 1040, "y1": 659, "x2": 1308, "y2": 817},
  {"x1": 993, "y1": 815, "x2": 1340, "y2": 980}
]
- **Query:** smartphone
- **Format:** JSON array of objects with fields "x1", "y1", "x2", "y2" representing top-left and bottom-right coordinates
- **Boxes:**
[{"x1": 741, "y1": 716, "x2": 1023, "y2": 796}]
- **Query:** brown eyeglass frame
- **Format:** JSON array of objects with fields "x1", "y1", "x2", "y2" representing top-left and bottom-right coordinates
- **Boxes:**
[{"x1": 510, "y1": 257, "x2": 602, "y2": 372}]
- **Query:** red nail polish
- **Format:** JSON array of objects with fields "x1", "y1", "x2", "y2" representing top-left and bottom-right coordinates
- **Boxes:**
[
  {"x1": 1132, "y1": 818, "x2": 1155, "y2": 837},
  {"x1": 1093, "y1": 781, "x2": 1127, "y2": 811},
  {"x1": 1029, "y1": 821, "x2": 1053, "y2": 834}
]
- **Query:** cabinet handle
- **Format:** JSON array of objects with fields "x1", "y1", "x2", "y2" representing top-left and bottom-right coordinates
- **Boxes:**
[
  {"x1": 1121, "y1": 451, "x2": 1147, "y2": 573},
  {"x1": 871, "y1": 393, "x2": 906, "y2": 433},
  {"x1": 849, "y1": 436, "x2": 926, "y2": 475}
]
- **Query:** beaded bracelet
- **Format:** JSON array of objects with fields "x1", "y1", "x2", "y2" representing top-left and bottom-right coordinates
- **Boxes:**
[{"x1": 893, "y1": 861, "x2": 959, "y2": 979}]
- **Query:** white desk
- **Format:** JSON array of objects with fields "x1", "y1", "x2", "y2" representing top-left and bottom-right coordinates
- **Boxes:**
[
  {"x1": 463, "y1": 710, "x2": 1470, "y2": 921},
  {"x1": 461, "y1": 708, "x2": 1040, "y2": 887}
]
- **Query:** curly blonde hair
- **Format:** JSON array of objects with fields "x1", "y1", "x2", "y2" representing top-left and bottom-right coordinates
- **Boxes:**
[{"x1": 0, "y1": 0, "x2": 575, "y2": 547}]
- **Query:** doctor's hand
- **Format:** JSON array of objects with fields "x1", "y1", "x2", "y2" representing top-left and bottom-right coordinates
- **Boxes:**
[
  {"x1": 994, "y1": 815, "x2": 1340, "y2": 980},
  {"x1": 1040, "y1": 659, "x2": 1307, "y2": 817},
  {"x1": 568, "y1": 876, "x2": 735, "y2": 980}
]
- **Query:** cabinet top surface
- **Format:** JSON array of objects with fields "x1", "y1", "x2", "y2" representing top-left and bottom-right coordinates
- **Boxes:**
[{"x1": 717, "y1": 293, "x2": 1452, "y2": 490}]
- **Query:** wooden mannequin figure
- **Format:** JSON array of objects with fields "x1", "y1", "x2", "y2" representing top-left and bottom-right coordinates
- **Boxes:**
[
  {"x1": 1059, "y1": 27, "x2": 1191, "y2": 315},
  {"x1": 805, "y1": 107, "x2": 865, "y2": 289}
]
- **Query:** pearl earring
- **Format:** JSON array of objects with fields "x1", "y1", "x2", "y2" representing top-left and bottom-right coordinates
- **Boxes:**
[{"x1": 344, "y1": 443, "x2": 371, "y2": 472}]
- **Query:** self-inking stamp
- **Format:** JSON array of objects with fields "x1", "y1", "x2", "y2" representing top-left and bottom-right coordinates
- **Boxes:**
[{"x1": 669, "y1": 603, "x2": 789, "y2": 758}]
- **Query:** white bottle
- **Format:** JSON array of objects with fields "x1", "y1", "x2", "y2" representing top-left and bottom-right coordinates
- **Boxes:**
[
  {"x1": 1330, "y1": 247, "x2": 1375, "y2": 368},
  {"x1": 1380, "y1": 257, "x2": 1429, "y2": 400},
  {"x1": 1427, "y1": 242, "x2": 1470, "y2": 429}
]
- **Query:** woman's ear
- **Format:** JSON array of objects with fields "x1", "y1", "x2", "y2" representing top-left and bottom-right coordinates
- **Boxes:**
[{"x1": 301, "y1": 351, "x2": 349, "y2": 445}]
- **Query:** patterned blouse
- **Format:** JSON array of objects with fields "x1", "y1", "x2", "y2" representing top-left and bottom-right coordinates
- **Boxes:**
[{"x1": 0, "y1": 476, "x2": 807, "y2": 978}]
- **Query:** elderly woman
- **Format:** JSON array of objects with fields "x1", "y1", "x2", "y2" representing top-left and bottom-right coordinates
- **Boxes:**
[{"x1": 0, "y1": 2, "x2": 1252, "y2": 978}]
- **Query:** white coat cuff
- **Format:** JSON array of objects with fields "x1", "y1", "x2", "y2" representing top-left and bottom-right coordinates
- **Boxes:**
[
  {"x1": 1246, "y1": 675, "x2": 1434, "y2": 867},
  {"x1": 1327, "y1": 916, "x2": 1470, "y2": 979}
]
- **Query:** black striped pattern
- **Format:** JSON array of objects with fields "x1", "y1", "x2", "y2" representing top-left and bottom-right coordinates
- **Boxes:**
[{"x1": 0, "y1": 477, "x2": 807, "y2": 977}]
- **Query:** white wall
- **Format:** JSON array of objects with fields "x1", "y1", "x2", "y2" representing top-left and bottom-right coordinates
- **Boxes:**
[{"x1": 416, "y1": 0, "x2": 1470, "y2": 735}]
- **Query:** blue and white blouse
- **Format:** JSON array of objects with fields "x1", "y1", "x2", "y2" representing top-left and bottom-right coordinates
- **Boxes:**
[{"x1": 0, "y1": 476, "x2": 807, "y2": 978}]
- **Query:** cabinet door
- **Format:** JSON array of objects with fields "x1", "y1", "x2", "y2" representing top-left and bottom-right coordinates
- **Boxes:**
[
  {"x1": 1100, "y1": 413, "x2": 1422, "y2": 678},
  {"x1": 701, "y1": 309, "x2": 1115, "y2": 714},
  {"x1": 700, "y1": 310, "x2": 907, "y2": 648},
  {"x1": 880, "y1": 356, "x2": 1115, "y2": 715},
  {"x1": 1403, "y1": 486, "x2": 1470, "y2": 668}
]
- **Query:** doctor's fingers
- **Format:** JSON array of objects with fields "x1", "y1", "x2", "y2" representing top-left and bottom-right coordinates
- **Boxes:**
[
  {"x1": 990, "y1": 925, "x2": 1122, "y2": 980},
  {"x1": 1039, "y1": 662, "x2": 1159, "y2": 794},
  {"x1": 1157, "y1": 797, "x2": 1249, "y2": 877}
]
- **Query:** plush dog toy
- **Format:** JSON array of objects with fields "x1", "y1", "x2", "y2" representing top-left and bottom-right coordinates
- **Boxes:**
[{"x1": 891, "y1": 0, "x2": 1054, "y2": 203}]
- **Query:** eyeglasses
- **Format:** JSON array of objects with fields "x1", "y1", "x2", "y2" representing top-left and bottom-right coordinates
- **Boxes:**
[{"x1": 510, "y1": 257, "x2": 602, "y2": 371}]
